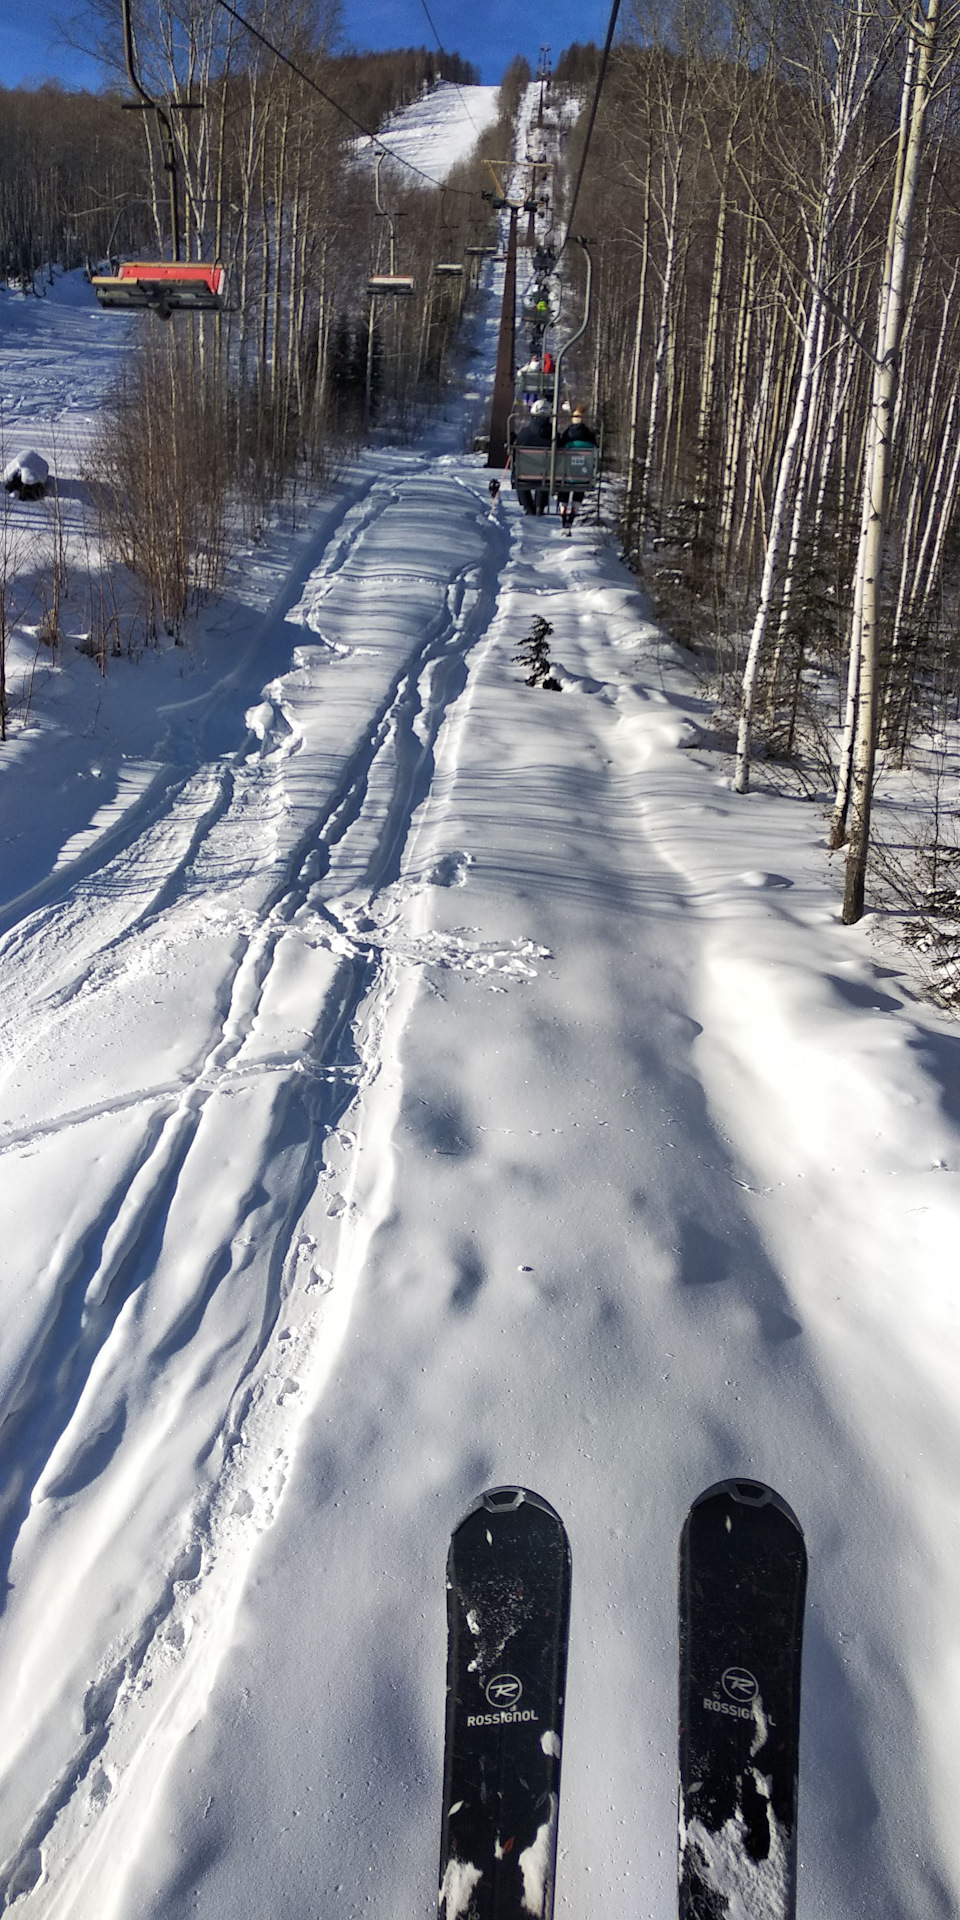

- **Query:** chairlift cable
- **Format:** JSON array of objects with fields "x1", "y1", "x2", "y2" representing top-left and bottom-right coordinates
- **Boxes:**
[
  {"x1": 213, "y1": 0, "x2": 482, "y2": 198},
  {"x1": 557, "y1": 0, "x2": 622, "y2": 261}
]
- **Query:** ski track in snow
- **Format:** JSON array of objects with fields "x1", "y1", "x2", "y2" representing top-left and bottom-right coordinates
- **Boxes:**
[
  {"x1": 0, "y1": 452, "x2": 513, "y2": 1913},
  {"x1": 115, "y1": 564, "x2": 960, "y2": 1917}
]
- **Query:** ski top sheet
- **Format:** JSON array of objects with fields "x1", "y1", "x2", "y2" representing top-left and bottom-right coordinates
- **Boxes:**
[
  {"x1": 439, "y1": 1487, "x2": 572, "y2": 1920},
  {"x1": 679, "y1": 1479, "x2": 807, "y2": 1920}
]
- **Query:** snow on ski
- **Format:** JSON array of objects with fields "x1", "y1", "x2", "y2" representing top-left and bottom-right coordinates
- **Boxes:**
[
  {"x1": 679, "y1": 1480, "x2": 807, "y2": 1920},
  {"x1": 440, "y1": 1488, "x2": 571, "y2": 1920}
]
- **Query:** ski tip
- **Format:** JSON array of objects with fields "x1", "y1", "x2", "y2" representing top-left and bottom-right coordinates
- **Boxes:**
[
  {"x1": 687, "y1": 1478, "x2": 804, "y2": 1535},
  {"x1": 454, "y1": 1486, "x2": 568, "y2": 1530},
  {"x1": 481, "y1": 1486, "x2": 568, "y2": 1527},
  {"x1": 482, "y1": 1487, "x2": 527, "y2": 1513}
]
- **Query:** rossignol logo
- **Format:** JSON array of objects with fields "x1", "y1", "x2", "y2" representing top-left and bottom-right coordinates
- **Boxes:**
[
  {"x1": 486, "y1": 1675, "x2": 523, "y2": 1709},
  {"x1": 722, "y1": 1667, "x2": 758, "y2": 1703},
  {"x1": 466, "y1": 1674, "x2": 538, "y2": 1728},
  {"x1": 702, "y1": 1666, "x2": 775, "y2": 1725}
]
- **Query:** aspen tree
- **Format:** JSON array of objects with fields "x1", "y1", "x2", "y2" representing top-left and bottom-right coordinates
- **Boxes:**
[
  {"x1": 624, "y1": 147, "x2": 653, "y2": 537},
  {"x1": 764, "y1": 295, "x2": 832, "y2": 737},
  {"x1": 882, "y1": 270, "x2": 960, "y2": 749},
  {"x1": 717, "y1": 205, "x2": 759, "y2": 572},
  {"x1": 645, "y1": 65, "x2": 696, "y2": 514},
  {"x1": 734, "y1": 0, "x2": 896, "y2": 793},
  {"x1": 841, "y1": 0, "x2": 944, "y2": 922}
]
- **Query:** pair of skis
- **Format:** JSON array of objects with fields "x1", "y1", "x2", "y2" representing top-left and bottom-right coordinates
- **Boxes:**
[{"x1": 439, "y1": 1479, "x2": 807, "y2": 1920}]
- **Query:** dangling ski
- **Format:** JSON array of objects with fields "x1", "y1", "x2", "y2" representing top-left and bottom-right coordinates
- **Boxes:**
[
  {"x1": 679, "y1": 1479, "x2": 807, "y2": 1919},
  {"x1": 439, "y1": 1487, "x2": 572, "y2": 1920}
]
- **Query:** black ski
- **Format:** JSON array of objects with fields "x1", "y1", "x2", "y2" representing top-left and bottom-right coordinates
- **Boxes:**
[
  {"x1": 439, "y1": 1486, "x2": 572, "y2": 1920},
  {"x1": 679, "y1": 1478, "x2": 807, "y2": 1919}
]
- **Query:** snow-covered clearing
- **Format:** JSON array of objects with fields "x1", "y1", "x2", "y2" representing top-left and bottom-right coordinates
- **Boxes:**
[
  {"x1": 0, "y1": 271, "x2": 133, "y2": 632},
  {"x1": 358, "y1": 82, "x2": 500, "y2": 182},
  {"x1": 0, "y1": 83, "x2": 959, "y2": 1920}
]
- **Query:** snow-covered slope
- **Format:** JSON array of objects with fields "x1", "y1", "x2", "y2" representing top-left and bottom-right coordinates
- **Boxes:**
[
  {"x1": 0, "y1": 271, "x2": 133, "y2": 578},
  {"x1": 0, "y1": 84, "x2": 959, "y2": 1920},
  {"x1": 358, "y1": 82, "x2": 500, "y2": 182}
]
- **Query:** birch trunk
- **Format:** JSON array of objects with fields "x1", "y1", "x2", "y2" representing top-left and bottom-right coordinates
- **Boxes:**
[
  {"x1": 624, "y1": 153, "x2": 652, "y2": 537},
  {"x1": 645, "y1": 137, "x2": 684, "y2": 514},
  {"x1": 842, "y1": 0, "x2": 942, "y2": 922},
  {"x1": 717, "y1": 207, "x2": 758, "y2": 570},
  {"x1": 734, "y1": 277, "x2": 825, "y2": 792}
]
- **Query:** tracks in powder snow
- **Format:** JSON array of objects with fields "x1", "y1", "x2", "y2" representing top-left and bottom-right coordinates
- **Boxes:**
[{"x1": 0, "y1": 462, "x2": 509, "y2": 1916}]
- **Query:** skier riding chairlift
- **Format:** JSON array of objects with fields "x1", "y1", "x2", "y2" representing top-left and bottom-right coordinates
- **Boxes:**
[
  {"x1": 515, "y1": 399, "x2": 552, "y2": 516},
  {"x1": 557, "y1": 406, "x2": 598, "y2": 534}
]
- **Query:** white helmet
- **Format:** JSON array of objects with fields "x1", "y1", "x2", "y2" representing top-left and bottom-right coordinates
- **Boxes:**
[{"x1": 531, "y1": 399, "x2": 551, "y2": 416}]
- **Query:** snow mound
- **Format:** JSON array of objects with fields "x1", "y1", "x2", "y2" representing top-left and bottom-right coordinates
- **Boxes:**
[{"x1": 3, "y1": 449, "x2": 49, "y2": 495}]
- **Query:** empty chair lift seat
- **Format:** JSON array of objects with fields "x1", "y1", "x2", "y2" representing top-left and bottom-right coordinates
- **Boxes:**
[
  {"x1": 92, "y1": 261, "x2": 226, "y2": 314},
  {"x1": 367, "y1": 275, "x2": 416, "y2": 297}
]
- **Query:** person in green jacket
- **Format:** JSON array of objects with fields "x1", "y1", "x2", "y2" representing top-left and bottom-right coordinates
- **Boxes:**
[{"x1": 557, "y1": 407, "x2": 597, "y2": 532}]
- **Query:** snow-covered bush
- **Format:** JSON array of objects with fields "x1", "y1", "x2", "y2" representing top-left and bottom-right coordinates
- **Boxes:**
[{"x1": 3, "y1": 449, "x2": 49, "y2": 501}]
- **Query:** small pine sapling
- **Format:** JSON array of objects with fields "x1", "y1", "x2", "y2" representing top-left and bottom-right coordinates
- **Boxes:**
[{"x1": 515, "y1": 615, "x2": 561, "y2": 690}]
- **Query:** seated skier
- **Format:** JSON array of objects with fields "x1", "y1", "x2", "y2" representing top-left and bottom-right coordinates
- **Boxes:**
[
  {"x1": 515, "y1": 400, "x2": 553, "y2": 515},
  {"x1": 557, "y1": 406, "x2": 597, "y2": 532}
]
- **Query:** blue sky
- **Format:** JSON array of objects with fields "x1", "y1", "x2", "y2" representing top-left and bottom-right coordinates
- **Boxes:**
[
  {"x1": 339, "y1": 0, "x2": 613, "y2": 83},
  {"x1": 0, "y1": 11, "x2": 103, "y2": 90},
  {"x1": 0, "y1": 0, "x2": 612, "y2": 91}
]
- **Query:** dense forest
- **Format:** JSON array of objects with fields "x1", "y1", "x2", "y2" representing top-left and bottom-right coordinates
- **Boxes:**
[
  {"x1": 548, "y1": 0, "x2": 960, "y2": 941},
  {"x1": 0, "y1": 46, "x2": 480, "y2": 287}
]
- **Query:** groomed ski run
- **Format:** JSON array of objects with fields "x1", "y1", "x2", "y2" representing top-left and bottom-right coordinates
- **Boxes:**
[{"x1": 0, "y1": 82, "x2": 959, "y2": 1920}]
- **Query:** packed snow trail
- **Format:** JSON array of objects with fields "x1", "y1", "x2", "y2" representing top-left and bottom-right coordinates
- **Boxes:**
[
  {"x1": 99, "y1": 517, "x2": 960, "y2": 1920},
  {"x1": 0, "y1": 456, "x2": 512, "y2": 1912},
  {"x1": 3, "y1": 441, "x2": 960, "y2": 1920}
]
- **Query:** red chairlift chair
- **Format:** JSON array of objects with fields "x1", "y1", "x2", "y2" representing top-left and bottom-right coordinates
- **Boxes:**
[
  {"x1": 93, "y1": 0, "x2": 226, "y2": 320},
  {"x1": 92, "y1": 260, "x2": 226, "y2": 317}
]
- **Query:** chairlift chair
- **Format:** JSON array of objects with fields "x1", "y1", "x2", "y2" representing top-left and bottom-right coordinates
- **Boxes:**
[
  {"x1": 511, "y1": 443, "x2": 599, "y2": 493},
  {"x1": 367, "y1": 274, "x2": 416, "y2": 297},
  {"x1": 92, "y1": 260, "x2": 226, "y2": 317},
  {"x1": 93, "y1": 0, "x2": 226, "y2": 320},
  {"x1": 433, "y1": 263, "x2": 464, "y2": 278},
  {"x1": 510, "y1": 239, "x2": 600, "y2": 510}
]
